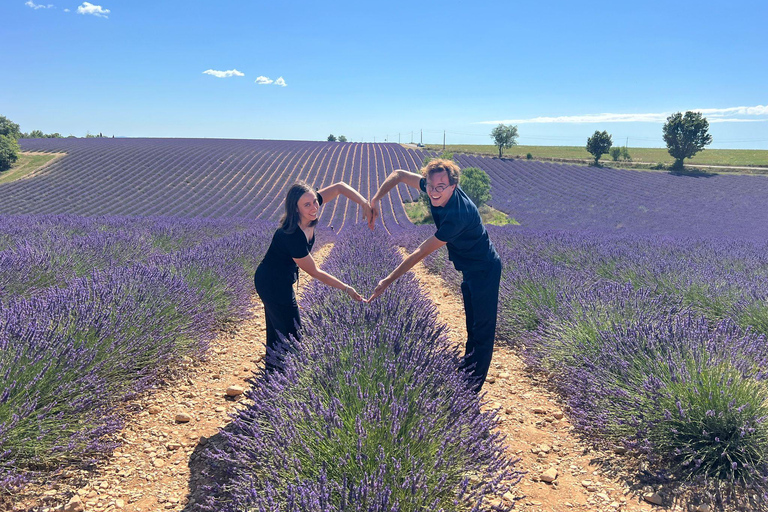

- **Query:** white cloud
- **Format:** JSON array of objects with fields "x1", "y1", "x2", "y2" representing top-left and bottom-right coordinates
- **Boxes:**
[
  {"x1": 695, "y1": 105, "x2": 768, "y2": 116},
  {"x1": 64, "y1": 7, "x2": 69, "y2": 11},
  {"x1": 77, "y1": 2, "x2": 109, "y2": 18},
  {"x1": 203, "y1": 69, "x2": 245, "y2": 78},
  {"x1": 274, "y1": 77, "x2": 287, "y2": 87},
  {"x1": 478, "y1": 105, "x2": 768, "y2": 125},
  {"x1": 26, "y1": 1, "x2": 54, "y2": 9},
  {"x1": 255, "y1": 76, "x2": 274, "y2": 85}
]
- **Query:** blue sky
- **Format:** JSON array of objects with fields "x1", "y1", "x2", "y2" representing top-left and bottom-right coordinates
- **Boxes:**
[{"x1": 3, "y1": 0, "x2": 767, "y2": 148}]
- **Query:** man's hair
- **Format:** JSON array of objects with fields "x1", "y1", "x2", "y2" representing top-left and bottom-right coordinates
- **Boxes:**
[{"x1": 422, "y1": 158, "x2": 460, "y2": 186}]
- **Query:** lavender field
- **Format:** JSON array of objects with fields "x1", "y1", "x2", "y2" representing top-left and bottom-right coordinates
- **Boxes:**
[
  {"x1": 5, "y1": 138, "x2": 768, "y2": 237},
  {"x1": 3, "y1": 138, "x2": 768, "y2": 509}
]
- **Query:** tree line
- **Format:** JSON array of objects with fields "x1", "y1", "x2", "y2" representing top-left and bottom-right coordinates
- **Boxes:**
[
  {"x1": 0, "y1": 115, "x2": 113, "y2": 172},
  {"x1": 491, "y1": 111, "x2": 713, "y2": 170}
]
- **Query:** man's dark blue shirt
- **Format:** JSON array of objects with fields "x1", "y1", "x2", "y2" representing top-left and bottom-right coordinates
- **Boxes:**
[{"x1": 420, "y1": 177, "x2": 499, "y2": 273}]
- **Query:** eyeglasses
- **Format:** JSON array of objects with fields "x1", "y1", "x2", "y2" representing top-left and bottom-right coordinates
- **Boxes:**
[{"x1": 426, "y1": 184, "x2": 452, "y2": 193}]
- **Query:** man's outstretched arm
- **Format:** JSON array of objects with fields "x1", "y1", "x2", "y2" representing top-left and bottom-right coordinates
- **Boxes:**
[
  {"x1": 369, "y1": 169, "x2": 423, "y2": 230},
  {"x1": 367, "y1": 235, "x2": 446, "y2": 302}
]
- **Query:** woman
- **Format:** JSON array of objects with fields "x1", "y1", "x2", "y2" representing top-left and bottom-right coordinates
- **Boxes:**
[{"x1": 254, "y1": 180, "x2": 370, "y2": 371}]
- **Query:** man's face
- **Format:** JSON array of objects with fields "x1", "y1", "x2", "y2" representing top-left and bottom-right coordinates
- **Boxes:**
[{"x1": 425, "y1": 171, "x2": 456, "y2": 208}]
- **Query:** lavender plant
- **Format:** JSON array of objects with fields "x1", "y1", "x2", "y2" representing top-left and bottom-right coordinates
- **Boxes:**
[
  {"x1": 0, "y1": 218, "x2": 274, "y2": 495},
  {"x1": 198, "y1": 226, "x2": 520, "y2": 512}
]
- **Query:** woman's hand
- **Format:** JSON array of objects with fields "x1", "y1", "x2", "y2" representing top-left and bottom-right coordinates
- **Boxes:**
[
  {"x1": 368, "y1": 199, "x2": 380, "y2": 230},
  {"x1": 362, "y1": 201, "x2": 373, "y2": 227},
  {"x1": 344, "y1": 284, "x2": 364, "y2": 302}
]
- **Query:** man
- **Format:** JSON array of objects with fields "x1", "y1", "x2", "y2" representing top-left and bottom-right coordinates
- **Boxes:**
[{"x1": 368, "y1": 159, "x2": 502, "y2": 391}]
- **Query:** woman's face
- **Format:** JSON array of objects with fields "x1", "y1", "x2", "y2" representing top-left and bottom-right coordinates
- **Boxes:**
[{"x1": 297, "y1": 191, "x2": 320, "y2": 225}]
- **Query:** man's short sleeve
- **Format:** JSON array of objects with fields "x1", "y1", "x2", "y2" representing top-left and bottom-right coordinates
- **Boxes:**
[
  {"x1": 283, "y1": 230, "x2": 310, "y2": 259},
  {"x1": 419, "y1": 177, "x2": 427, "y2": 193}
]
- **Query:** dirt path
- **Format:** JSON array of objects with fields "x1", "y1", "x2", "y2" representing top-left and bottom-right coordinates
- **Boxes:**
[
  {"x1": 11, "y1": 244, "x2": 333, "y2": 512},
  {"x1": 404, "y1": 257, "x2": 671, "y2": 512}
]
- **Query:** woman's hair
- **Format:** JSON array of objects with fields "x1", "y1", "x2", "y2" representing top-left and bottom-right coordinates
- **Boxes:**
[
  {"x1": 422, "y1": 158, "x2": 461, "y2": 185},
  {"x1": 279, "y1": 181, "x2": 319, "y2": 233}
]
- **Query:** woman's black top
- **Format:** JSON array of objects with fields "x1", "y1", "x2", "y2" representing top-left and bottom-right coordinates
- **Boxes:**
[{"x1": 256, "y1": 193, "x2": 323, "y2": 286}]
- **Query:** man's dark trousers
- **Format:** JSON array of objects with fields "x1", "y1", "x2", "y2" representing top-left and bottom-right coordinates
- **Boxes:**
[{"x1": 459, "y1": 257, "x2": 502, "y2": 392}]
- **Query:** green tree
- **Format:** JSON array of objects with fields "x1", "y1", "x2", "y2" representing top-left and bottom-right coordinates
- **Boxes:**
[
  {"x1": 29, "y1": 129, "x2": 45, "y2": 138},
  {"x1": 586, "y1": 130, "x2": 613, "y2": 166},
  {"x1": 490, "y1": 124, "x2": 519, "y2": 159},
  {"x1": 0, "y1": 135, "x2": 20, "y2": 172},
  {"x1": 459, "y1": 167, "x2": 491, "y2": 208},
  {"x1": 609, "y1": 147, "x2": 621, "y2": 161},
  {"x1": 327, "y1": 134, "x2": 337, "y2": 142},
  {"x1": 620, "y1": 146, "x2": 631, "y2": 161},
  {"x1": 338, "y1": 135, "x2": 347, "y2": 142},
  {"x1": 663, "y1": 111, "x2": 713, "y2": 169},
  {"x1": 0, "y1": 116, "x2": 21, "y2": 140}
]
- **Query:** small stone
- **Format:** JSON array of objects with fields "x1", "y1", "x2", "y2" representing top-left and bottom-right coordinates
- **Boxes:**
[
  {"x1": 175, "y1": 412, "x2": 192, "y2": 423},
  {"x1": 694, "y1": 505, "x2": 711, "y2": 512},
  {"x1": 538, "y1": 443, "x2": 551, "y2": 454},
  {"x1": 148, "y1": 405, "x2": 162, "y2": 414},
  {"x1": 485, "y1": 376, "x2": 496, "y2": 384},
  {"x1": 613, "y1": 445, "x2": 628, "y2": 455},
  {"x1": 540, "y1": 467, "x2": 558, "y2": 483},
  {"x1": 115, "y1": 498, "x2": 125, "y2": 509},
  {"x1": 643, "y1": 492, "x2": 663, "y2": 505},
  {"x1": 64, "y1": 496, "x2": 85, "y2": 512},
  {"x1": 226, "y1": 385, "x2": 245, "y2": 397},
  {"x1": 553, "y1": 411, "x2": 564, "y2": 420},
  {"x1": 532, "y1": 406, "x2": 547, "y2": 414}
]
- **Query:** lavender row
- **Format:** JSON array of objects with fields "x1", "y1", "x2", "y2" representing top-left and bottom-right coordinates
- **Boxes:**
[
  {"x1": 196, "y1": 226, "x2": 520, "y2": 512},
  {"x1": 0, "y1": 218, "x2": 276, "y2": 496},
  {"x1": 454, "y1": 155, "x2": 768, "y2": 238},
  {"x1": 407, "y1": 225, "x2": 768, "y2": 505},
  {"x1": 5, "y1": 139, "x2": 421, "y2": 233},
  {"x1": 0, "y1": 215, "x2": 256, "y2": 300}
]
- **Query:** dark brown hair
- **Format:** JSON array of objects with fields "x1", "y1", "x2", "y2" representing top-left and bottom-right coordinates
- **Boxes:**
[
  {"x1": 279, "y1": 181, "x2": 319, "y2": 234},
  {"x1": 421, "y1": 158, "x2": 461, "y2": 186}
]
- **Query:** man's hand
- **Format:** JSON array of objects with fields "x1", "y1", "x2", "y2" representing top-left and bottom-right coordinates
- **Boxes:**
[
  {"x1": 367, "y1": 277, "x2": 391, "y2": 303},
  {"x1": 368, "y1": 199, "x2": 380, "y2": 230}
]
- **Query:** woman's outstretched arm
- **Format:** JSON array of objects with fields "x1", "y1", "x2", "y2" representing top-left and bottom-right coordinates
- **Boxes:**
[
  {"x1": 369, "y1": 169, "x2": 422, "y2": 230},
  {"x1": 317, "y1": 182, "x2": 372, "y2": 224},
  {"x1": 367, "y1": 235, "x2": 446, "y2": 302},
  {"x1": 294, "y1": 253, "x2": 364, "y2": 302}
]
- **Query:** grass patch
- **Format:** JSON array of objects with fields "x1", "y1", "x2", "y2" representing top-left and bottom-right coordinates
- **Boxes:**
[
  {"x1": 0, "y1": 152, "x2": 64, "y2": 185},
  {"x1": 403, "y1": 200, "x2": 519, "y2": 226},
  {"x1": 479, "y1": 204, "x2": 519, "y2": 225},
  {"x1": 423, "y1": 144, "x2": 768, "y2": 169}
]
